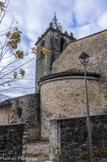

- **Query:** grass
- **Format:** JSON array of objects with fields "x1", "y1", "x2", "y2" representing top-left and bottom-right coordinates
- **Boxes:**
[{"x1": 53, "y1": 146, "x2": 107, "y2": 162}]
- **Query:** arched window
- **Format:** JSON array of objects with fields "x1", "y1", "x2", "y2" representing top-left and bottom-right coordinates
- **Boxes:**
[
  {"x1": 17, "y1": 107, "x2": 22, "y2": 118},
  {"x1": 60, "y1": 38, "x2": 67, "y2": 52}
]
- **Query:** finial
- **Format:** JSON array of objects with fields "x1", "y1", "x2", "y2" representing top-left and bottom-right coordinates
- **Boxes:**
[
  {"x1": 51, "y1": 12, "x2": 62, "y2": 32},
  {"x1": 52, "y1": 12, "x2": 58, "y2": 29}
]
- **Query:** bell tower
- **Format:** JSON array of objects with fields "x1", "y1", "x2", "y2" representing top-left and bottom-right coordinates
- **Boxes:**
[{"x1": 35, "y1": 13, "x2": 75, "y2": 91}]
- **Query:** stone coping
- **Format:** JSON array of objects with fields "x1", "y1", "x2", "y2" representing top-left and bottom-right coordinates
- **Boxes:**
[
  {"x1": 0, "y1": 93, "x2": 39, "y2": 107},
  {"x1": 35, "y1": 28, "x2": 106, "y2": 46},
  {"x1": 75, "y1": 29, "x2": 107, "y2": 42},
  {"x1": 0, "y1": 122, "x2": 26, "y2": 127},
  {"x1": 39, "y1": 72, "x2": 100, "y2": 85},
  {"x1": 50, "y1": 114, "x2": 107, "y2": 122}
]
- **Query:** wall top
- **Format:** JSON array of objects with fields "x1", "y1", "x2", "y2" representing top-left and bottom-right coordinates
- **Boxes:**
[
  {"x1": 0, "y1": 99, "x2": 12, "y2": 107},
  {"x1": 39, "y1": 71, "x2": 100, "y2": 84},
  {"x1": 50, "y1": 114, "x2": 107, "y2": 122}
]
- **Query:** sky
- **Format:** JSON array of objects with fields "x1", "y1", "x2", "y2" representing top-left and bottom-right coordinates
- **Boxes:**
[{"x1": 0, "y1": 0, "x2": 107, "y2": 99}]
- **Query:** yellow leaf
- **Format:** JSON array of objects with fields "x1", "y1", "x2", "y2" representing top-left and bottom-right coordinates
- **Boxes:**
[
  {"x1": 0, "y1": 1, "x2": 5, "y2": 11},
  {"x1": 20, "y1": 69, "x2": 25, "y2": 77},
  {"x1": 15, "y1": 50, "x2": 24, "y2": 59},
  {"x1": 8, "y1": 40, "x2": 17, "y2": 49},
  {"x1": 31, "y1": 46, "x2": 50, "y2": 55}
]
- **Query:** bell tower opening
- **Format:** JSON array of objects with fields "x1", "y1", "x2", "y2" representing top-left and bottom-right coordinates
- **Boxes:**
[{"x1": 60, "y1": 38, "x2": 67, "y2": 52}]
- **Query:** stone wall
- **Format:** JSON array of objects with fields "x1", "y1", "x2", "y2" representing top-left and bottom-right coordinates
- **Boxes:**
[
  {"x1": 0, "y1": 123, "x2": 26, "y2": 161},
  {"x1": 52, "y1": 30, "x2": 107, "y2": 109},
  {"x1": 39, "y1": 73, "x2": 104, "y2": 139},
  {"x1": 0, "y1": 93, "x2": 40, "y2": 141},
  {"x1": 9, "y1": 93, "x2": 40, "y2": 140},
  {"x1": 49, "y1": 115, "x2": 107, "y2": 160},
  {"x1": 10, "y1": 93, "x2": 40, "y2": 140},
  {"x1": 0, "y1": 105, "x2": 11, "y2": 125}
]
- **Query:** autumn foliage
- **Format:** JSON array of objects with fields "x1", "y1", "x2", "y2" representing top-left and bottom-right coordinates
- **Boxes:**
[{"x1": 0, "y1": 0, "x2": 50, "y2": 94}]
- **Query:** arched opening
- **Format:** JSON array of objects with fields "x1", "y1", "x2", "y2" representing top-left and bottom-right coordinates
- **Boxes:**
[
  {"x1": 60, "y1": 38, "x2": 67, "y2": 52},
  {"x1": 17, "y1": 107, "x2": 22, "y2": 118}
]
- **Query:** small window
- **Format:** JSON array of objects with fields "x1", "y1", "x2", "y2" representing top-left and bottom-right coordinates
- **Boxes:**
[
  {"x1": 17, "y1": 107, "x2": 22, "y2": 118},
  {"x1": 41, "y1": 40, "x2": 45, "y2": 47}
]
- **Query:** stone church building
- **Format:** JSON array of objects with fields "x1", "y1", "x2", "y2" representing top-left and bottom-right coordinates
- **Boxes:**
[{"x1": 0, "y1": 15, "x2": 107, "y2": 160}]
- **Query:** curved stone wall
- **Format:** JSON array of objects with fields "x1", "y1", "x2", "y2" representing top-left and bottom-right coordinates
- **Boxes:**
[
  {"x1": 51, "y1": 30, "x2": 107, "y2": 111},
  {"x1": 40, "y1": 74, "x2": 103, "y2": 138}
]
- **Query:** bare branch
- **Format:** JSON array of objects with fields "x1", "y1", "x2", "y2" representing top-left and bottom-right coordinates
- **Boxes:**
[
  {"x1": 0, "y1": 0, "x2": 10, "y2": 23},
  {"x1": 0, "y1": 59, "x2": 18, "y2": 74},
  {"x1": 0, "y1": 0, "x2": 37, "y2": 96},
  {"x1": 0, "y1": 57, "x2": 35, "y2": 80},
  {"x1": 0, "y1": 86, "x2": 35, "y2": 93},
  {"x1": 0, "y1": 70, "x2": 32, "y2": 85}
]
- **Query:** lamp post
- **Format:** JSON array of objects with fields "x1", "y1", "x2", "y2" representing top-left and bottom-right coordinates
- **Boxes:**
[{"x1": 79, "y1": 52, "x2": 93, "y2": 159}]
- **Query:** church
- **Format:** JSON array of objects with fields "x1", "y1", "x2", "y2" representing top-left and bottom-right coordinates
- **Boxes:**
[{"x1": 0, "y1": 14, "x2": 107, "y2": 161}]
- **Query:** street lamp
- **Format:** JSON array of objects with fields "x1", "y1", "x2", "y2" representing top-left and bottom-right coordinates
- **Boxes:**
[{"x1": 79, "y1": 52, "x2": 93, "y2": 159}]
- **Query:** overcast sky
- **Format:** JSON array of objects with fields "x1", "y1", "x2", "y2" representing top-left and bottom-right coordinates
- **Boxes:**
[{"x1": 1, "y1": 0, "x2": 107, "y2": 99}]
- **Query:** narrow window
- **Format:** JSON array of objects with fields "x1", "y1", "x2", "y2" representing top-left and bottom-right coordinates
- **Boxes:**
[
  {"x1": 60, "y1": 38, "x2": 67, "y2": 52},
  {"x1": 17, "y1": 107, "x2": 22, "y2": 118}
]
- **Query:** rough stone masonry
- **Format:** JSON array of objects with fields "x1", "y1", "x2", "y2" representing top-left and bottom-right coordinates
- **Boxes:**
[
  {"x1": 0, "y1": 123, "x2": 26, "y2": 160},
  {"x1": 50, "y1": 115, "x2": 107, "y2": 160}
]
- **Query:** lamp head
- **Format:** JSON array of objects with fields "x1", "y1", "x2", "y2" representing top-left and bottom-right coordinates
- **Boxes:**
[{"x1": 79, "y1": 52, "x2": 89, "y2": 65}]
